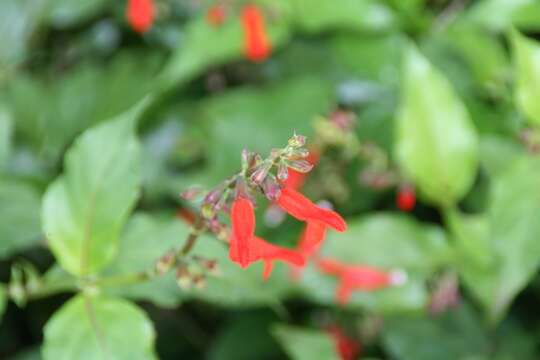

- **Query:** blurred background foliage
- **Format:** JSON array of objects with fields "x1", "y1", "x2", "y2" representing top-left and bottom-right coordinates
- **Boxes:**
[{"x1": 1, "y1": 0, "x2": 540, "y2": 359}]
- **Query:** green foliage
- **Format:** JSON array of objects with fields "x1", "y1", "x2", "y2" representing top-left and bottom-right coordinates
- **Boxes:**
[
  {"x1": 42, "y1": 100, "x2": 146, "y2": 276},
  {"x1": 273, "y1": 325, "x2": 340, "y2": 360},
  {"x1": 0, "y1": 284, "x2": 6, "y2": 323},
  {"x1": 395, "y1": 43, "x2": 479, "y2": 207},
  {"x1": 42, "y1": 294, "x2": 156, "y2": 360}
]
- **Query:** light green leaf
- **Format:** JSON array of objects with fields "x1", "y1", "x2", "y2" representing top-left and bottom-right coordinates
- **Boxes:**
[
  {"x1": 395, "y1": 44, "x2": 479, "y2": 207},
  {"x1": 42, "y1": 100, "x2": 147, "y2": 276},
  {"x1": 449, "y1": 156, "x2": 540, "y2": 323},
  {"x1": 300, "y1": 213, "x2": 451, "y2": 312},
  {"x1": 272, "y1": 325, "x2": 340, "y2": 360},
  {"x1": 290, "y1": 0, "x2": 394, "y2": 33},
  {"x1": 468, "y1": 0, "x2": 540, "y2": 31},
  {"x1": 511, "y1": 30, "x2": 540, "y2": 126},
  {"x1": 42, "y1": 294, "x2": 156, "y2": 360},
  {"x1": 382, "y1": 305, "x2": 489, "y2": 360},
  {"x1": 0, "y1": 180, "x2": 42, "y2": 259},
  {"x1": 0, "y1": 284, "x2": 6, "y2": 323},
  {"x1": 0, "y1": 106, "x2": 13, "y2": 170}
]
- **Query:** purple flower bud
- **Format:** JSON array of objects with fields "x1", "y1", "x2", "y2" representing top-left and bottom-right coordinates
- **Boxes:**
[
  {"x1": 287, "y1": 159, "x2": 313, "y2": 173},
  {"x1": 250, "y1": 163, "x2": 271, "y2": 184},
  {"x1": 277, "y1": 162, "x2": 288, "y2": 181},
  {"x1": 262, "y1": 175, "x2": 282, "y2": 201},
  {"x1": 180, "y1": 187, "x2": 202, "y2": 200},
  {"x1": 204, "y1": 187, "x2": 224, "y2": 205}
]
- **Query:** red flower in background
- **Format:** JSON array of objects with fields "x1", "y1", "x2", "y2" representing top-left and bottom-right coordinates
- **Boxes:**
[
  {"x1": 325, "y1": 326, "x2": 361, "y2": 360},
  {"x1": 206, "y1": 5, "x2": 226, "y2": 27},
  {"x1": 396, "y1": 185, "x2": 416, "y2": 212},
  {"x1": 277, "y1": 187, "x2": 347, "y2": 232},
  {"x1": 229, "y1": 197, "x2": 305, "y2": 278},
  {"x1": 126, "y1": 0, "x2": 155, "y2": 33},
  {"x1": 241, "y1": 5, "x2": 271, "y2": 62},
  {"x1": 318, "y1": 258, "x2": 406, "y2": 305}
]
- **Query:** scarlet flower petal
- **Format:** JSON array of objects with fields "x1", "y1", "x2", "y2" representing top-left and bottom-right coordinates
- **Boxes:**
[
  {"x1": 318, "y1": 258, "x2": 396, "y2": 304},
  {"x1": 126, "y1": 0, "x2": 154, "y2": 34},
  {"x1": 298, "y1": 220, "x2": 327, "y2": 257},
  {"x1": 325, "y1": 326, "x2": 361, "y2": 360},
  {"x1": 397, "y1": 187, "x2": 416, "y2": 211},
  {"x1": 229, "y1": 197, "x2": 255, "y2": 268},
  {"x1": 241, "y1": 5, "x2": 271, "y2": 62},
  {"x1": 277, "y1": 187, "x2": 347, "y2": 232}
]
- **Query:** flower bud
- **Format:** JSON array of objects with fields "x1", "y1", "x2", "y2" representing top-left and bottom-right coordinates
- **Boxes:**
[
  {"x1": 155, "y1": 250, "x2": 176, "y2": 275},
  {"x1": 250, "y1": 163, "x2": 271, "y2": 185},
  {"x1": 277, "y1": 162, "x2": 289, "y2": 181},
  {"x1": 180, "y1": 187, "x2": 203, "y2": 200},
  {"x1": 204, "y1": 187, "x2": 224, "y2": 205},
  {"x1": 176, "y1": 264, "x2": 192, "y2": 290},
  {"x1": 192, "y1": 274, "x2": 207, "y2": 290},
  {"x1": 201, "y1": 203, "x2": 215, "y2": 219},
  {"x1": 288, "y1": 133, "x2": 306, "y2": 148},
  {"x1": 287, "y1": 159, "x2": 313, "y2": 173},
  {"x1": 261, "y1": 175, "x2": 282, "y2": 201}
]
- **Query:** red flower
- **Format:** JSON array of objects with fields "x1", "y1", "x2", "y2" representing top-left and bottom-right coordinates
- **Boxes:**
[
  {"x1": 229, "y1": 197, "x2": 305, "y2": 278},
  {"x1": 396, "y1": 186, "x2": 416, "y2": 212},
  {"x1": 241, "y1": 5, "x2": 271, "y2": 62},
  {"x1": 277, "y1": 187, "x2": 347, "y2": 232},
  {"x1": 289, "y1": 220, "x2": 327, "y2": 279},
  {"x1": 325, "y1": 326, "x2": 361, "y2": 360},
  {"x1": 126, "y1": 0, "x2": 155, "y2": 33},
  {"x1": 317, "y1": 258, "x2": 406, "y2": 304},
  {"x1": 206, "y1": 5, "x2": 226, "y2": 27},
  {"x1": 283, "y1": 148, "x2": 320, "y2": 190}
]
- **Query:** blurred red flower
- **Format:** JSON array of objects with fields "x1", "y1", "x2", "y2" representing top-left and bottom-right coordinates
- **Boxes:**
[
  {"x1": 241, "y1": 5, "x2": 271, "y2": 62},
  {"x1": 126, "y1": 0, "x2": 154, "y2": 34}
]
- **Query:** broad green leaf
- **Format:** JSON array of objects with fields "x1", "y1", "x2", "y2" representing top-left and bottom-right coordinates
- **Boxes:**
[
  {"x1": 0, "y1": 106, "x2": 13, "y2": 170},
  {"x1": 300, "y1": 213, "x2": 451, "y2": 312},
  {"x1": 395, "y1": 44, "x2": 479, "y2": 207},
  {"x1": 0, "y1": 284, "x2": 6, "y2": 323},
  {"x1": 42, "y1": 294, "x2": 156, "y2": 360},
  {"x1": 0, "y1": 180, "x2": 41, "y2": 258},
  {"x1": 511, "y1": 30, "x2": 540, "y2": 126},
  {"x1": 272, "y1": 325, "x2": 340, "y2": 360},
  {"x1": 449, "y1": 156, "x2": 540, "y2": 323},
  {"x1": 479, "y1": 136, "x2": 524, "y2": 177},
  {"x1": 42, "y1": 100, "x2": 147, "y2": 276},
  {"x1": 468, "y1": 0, "x2": 540, "y2": 31},
  {"x1": 290, "y1": 0, "x2": 394, "y2": 33},
  {"x1": 382, "y1": 305, "x2": 489, "y2": 360}
]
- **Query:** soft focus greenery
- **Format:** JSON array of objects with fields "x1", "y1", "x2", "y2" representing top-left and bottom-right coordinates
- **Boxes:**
[{"x1": 1, "y1": 0, "x2": 540, "y2": 359}]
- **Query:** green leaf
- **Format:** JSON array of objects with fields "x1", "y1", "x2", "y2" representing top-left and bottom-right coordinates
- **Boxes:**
[
  {"x1": 382, "y1": 304, "x2": 489, "y2": 360},
  {"x1": 42, "y1": 100, "x2": 147, "y2": 276},
  {"x1": 395, "y1": 44, "x2": 479, "y2": 207},
  {"x1": 0, "y1": 284, "x2": 6, "y2": 323},
  {"x1": 449, "y1": 156, "x2": 540, "y2": 323},
  {"x1": 44, "y1": 0, "x2": 108, "y2": 28},
  {"x1": 42, "y1": 294, "x2": 156, "y2": 360},
  {"x1": 0, "y1": 105, "x2": 13, "y2": 170},
  {"x1": 511, "y1": 30, "x2": 540, "y2": 126},
  {"x1": 0, "y1": 180, "x2": 42, "y2": 259},
  {"x1": 272, "y1": 325, "x2": 340, "y2": 360},
  {"x1": 468, "y1": 0, "x2": 540, "y2": 31},
  {"x1": 290, "y1": 0, "x2": 395, "y2": 33},
  {"x1": 300, "y1": 213, "x2": 451, "y2": 312}
]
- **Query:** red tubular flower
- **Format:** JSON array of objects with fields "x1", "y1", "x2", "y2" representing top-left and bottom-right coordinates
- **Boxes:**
[
  {"x1": 396, "y1": 186, "x2": 416, "y2": 212},
  {"x1": 318, "y1": 258, "x2": 406, "y2": 305},
  {"x1": 230, "y1": 235, "x2": 305, "y2": 279},
  {"x1": 288, "y1": 220, "x2": 327, "y2": 279},
  {"x1": 277, "y1": 187, "x2": 347, "y2": 232},
  {"x1": 206, "y1": 5, "x2": 226, "y2": 27},
  {"x1": 283, "y1": 149, "x2": 320, "y2": 190},
  {"x1": 241, "y1": 5, "x2": 271, "y2": 62},
  {"x1": 229, "y1": 197, "x2": 305, "y2": 278},
  {"x1": 325, "y1": 326, "x2": 361, "y2": 360},
  {"x1": 126, "y1": 0, "x2": 155, "y2": 33},
  {"x1": 230, "y1": 197, "x2": 256, "y2": 268}
]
